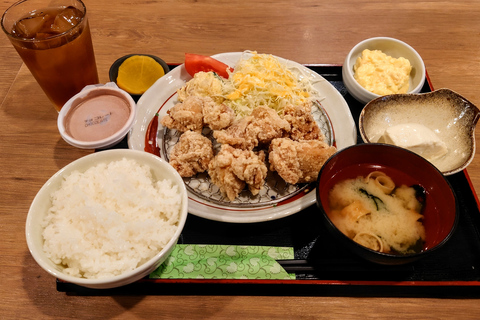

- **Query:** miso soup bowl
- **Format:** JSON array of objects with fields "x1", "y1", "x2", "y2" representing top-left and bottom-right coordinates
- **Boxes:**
[{"x1": 316, "y1": 143, "x2": 458, "y2": 265}]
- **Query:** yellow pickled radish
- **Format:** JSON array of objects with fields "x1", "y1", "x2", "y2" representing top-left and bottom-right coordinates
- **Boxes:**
[{"x1": 116, "y1": 55, "x2": 165, "y2": 95}]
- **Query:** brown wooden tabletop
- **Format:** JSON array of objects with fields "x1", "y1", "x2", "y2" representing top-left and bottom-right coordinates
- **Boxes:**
[{"x1": 2, "y1": 0, "x2": 480, "y2": 318}]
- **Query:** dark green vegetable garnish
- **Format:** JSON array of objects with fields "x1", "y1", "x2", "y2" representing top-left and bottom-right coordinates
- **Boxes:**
[
  {"x1": 359, "y1": 188, "x2": 384, "y2": 211},
  {"x1": 412, "y1": 184, "x2": 426, "y2": 213},
  {"x1": 412, "y1": 185, "x2": 426, "y2": 203},
  {"x1": 391, "y1": 238, "x2": 424, "y2": 255}
]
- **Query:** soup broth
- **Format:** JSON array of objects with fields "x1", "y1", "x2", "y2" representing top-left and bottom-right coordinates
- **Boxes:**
[{"x1": 327, "y1": 170, "x2": 426, "y2": 255}]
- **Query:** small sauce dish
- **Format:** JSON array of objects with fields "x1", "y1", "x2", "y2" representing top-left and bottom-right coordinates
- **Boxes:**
[{"x1": 57, "y1": 82, "x2": 136, "y2": 149}]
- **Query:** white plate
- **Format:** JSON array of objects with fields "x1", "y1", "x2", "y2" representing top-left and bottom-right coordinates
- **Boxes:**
[{"x1": 128, "y1": 52, "x2": 356, "y2": 223}]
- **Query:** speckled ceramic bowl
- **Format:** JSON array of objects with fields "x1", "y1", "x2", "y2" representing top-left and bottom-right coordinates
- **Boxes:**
[
  {"x1": 343, "y1": 37, "x2": 426, "y2": 105},
  {"x1": 359, "y1": 88, "x2": 480, "y2": 175}
]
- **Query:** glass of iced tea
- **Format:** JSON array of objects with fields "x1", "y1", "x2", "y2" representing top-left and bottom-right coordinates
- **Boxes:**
[{"x1": 1, "y1": 0, "x2": 99, "y2": 111}]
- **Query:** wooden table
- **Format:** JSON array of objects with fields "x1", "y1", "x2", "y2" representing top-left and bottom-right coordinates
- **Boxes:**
[{"x1": 2, "y1": 0, "x2": 480, "y2": 318}]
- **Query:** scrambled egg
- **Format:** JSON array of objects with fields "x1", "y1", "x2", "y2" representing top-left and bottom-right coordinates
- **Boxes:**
[
  {"x1": 353, "y1": 49, "x2": 412, "y2": 95},
  {"x1": 177, "y1": 71, "x2": 225, "y2": 103}
]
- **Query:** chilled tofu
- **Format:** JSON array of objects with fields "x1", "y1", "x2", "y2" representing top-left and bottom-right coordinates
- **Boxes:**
[{"x1": 381, "y1": 123, "x2": 448, "y2": 161}]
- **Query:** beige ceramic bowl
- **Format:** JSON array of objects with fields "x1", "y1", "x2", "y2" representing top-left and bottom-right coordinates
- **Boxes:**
[
  {"x1": 359, "y1": 88, "x2": 480, "y2": 175},
  {"x1": 343, "y1": 37, "x2": 426, "y2": 104},
  {"x1": 25, "y1": 149, "x2": 188, "y2": 289}
]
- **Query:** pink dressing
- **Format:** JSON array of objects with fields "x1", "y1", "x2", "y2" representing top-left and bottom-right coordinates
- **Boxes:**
[{"x1": 64, "y1": 92, "x2": 131, "y2": 142}]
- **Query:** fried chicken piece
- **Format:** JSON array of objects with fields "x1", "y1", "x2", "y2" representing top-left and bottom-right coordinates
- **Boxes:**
[
  {"x1": 232, "y1": 148, "x2": 267, "y2": 197},
  {"x1": 213, "y1": 116, "x2": 257, "y2": 150},
  {"x1": 249, "y1": 105, "x2": 291, "y2": 145},
  {"x1": 161, "y1": 95, "x2": 234, "y2": 133},
  {"x1": 202, "y1": 97, "x2": 235, "y2": 130},
  {"x1": 208, "y1": 152, "x2": 245, "y2": 201},
  {"x1": 213, "y1": 106, "x2": 290, "y2": 150},
  {"x1": 160, "y1": 96, "x2": 204, "y2": 133},
  {"x1": 208, "y1": 144, "x2": 268, "y2": 201},
  {"x1": 282, "y1": 102, "x2": 325, "y2": 141},
  {"x1": 269, "y1": 138, "x2": 337, "y2": 184},
  {"x1": 169, "y1": 131, "x2": 214, "y2": 177}
]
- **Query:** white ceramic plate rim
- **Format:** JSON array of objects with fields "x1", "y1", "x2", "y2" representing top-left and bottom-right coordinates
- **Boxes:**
[{"x1": 128, "y1": 52, "x2": 357, "y2": 223}]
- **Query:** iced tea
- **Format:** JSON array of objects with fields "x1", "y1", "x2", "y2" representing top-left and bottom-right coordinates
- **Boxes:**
[{"x1": 2, "y1": 0, "x2": 98, "y2": 111}]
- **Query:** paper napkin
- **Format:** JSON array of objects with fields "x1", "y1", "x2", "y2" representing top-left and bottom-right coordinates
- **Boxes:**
[{"x1": 149, "y1": 244, "x2": 295, "y2": 280}]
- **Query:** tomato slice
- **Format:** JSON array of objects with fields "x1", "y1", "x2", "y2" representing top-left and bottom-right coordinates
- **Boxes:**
[{"x1": 184, "y1": 53, "x2": 233, "y2": 78}]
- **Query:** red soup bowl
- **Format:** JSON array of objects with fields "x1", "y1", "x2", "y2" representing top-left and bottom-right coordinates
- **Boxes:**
[{"x1": 316, "y1": 143, "x2": 458, "y2": 265}]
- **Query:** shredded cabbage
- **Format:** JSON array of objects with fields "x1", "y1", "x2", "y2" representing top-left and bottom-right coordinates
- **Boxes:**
[{"x1": 222, "y1": 52, "x2": 319, "y2": 118}]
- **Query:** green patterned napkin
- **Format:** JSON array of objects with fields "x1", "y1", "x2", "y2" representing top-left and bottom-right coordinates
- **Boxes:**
[{"x1": 150, "y1": 244, "x2": 295, "y2": 280}]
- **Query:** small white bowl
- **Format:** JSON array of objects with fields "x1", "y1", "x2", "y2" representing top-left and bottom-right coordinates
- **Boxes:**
[
  {"x1": 26, "y1": 149, "x2": 188, "y2": 289},
  {"x1": 58, "y1": 83, "x2": 136, "y2": 149},
  {"x1": 343, "y1": 37, "x2": 426, "y2": 104}
]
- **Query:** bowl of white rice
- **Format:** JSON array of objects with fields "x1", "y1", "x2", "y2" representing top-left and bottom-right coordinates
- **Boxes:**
[{"x1": 26, "y1": 149, "x2": 188, "y2": 289}]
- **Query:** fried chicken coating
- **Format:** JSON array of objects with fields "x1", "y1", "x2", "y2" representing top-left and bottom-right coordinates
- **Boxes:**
[
  {"x1": 269, "y1": 138, "x2": 337, "y2": 184},
  {"x1": 250, "y1": 105, "x2": 291, "y2": 145},
  {"x1": 213, "y1": 105, "x2": 291, "y2": 150},
  {"x1": 169, "y1": 131, "x2": 214, "y2": 177},
  {"x1": 208, "y1": 144, "x2": 268, "y2": 201},
  {"x1": 282, "y1": 102, "x2": 325, "y2": 141},
  {"x1": 213, "y1": 116, "x2": 257, "y2": 150},
  {"x1": 161, "y1": 95, "x2": 234, "y2": 133},
  {"x1": 202, "y1": 97, "x2": 235, "y2": 130},
  {"x1": 232, "y1": 148, "x2": 267, "y2": 197},
  {"x1": 161, "y1": 95, "x2": 204, "y2": 133}
]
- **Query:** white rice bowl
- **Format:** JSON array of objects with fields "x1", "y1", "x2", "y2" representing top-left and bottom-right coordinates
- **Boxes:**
[{"x1": 26, "y1": 149, "x2": 188, "y2": 289}]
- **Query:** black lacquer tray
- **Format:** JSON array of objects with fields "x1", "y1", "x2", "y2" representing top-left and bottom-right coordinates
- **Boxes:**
[{"x1": 57, "y1": 65, "x2": 480, "y2": 297}]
